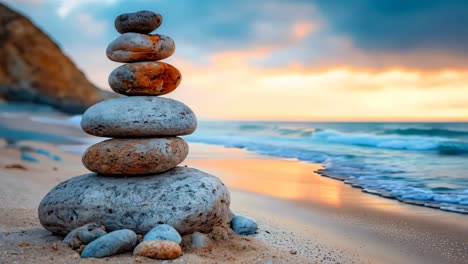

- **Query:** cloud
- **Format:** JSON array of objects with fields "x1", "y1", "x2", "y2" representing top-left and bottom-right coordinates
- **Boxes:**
[
  {"x1": 291, "y1": 21, "x2": 316, "y2": 41},
  {"x1": 3, "y1": 0, "x2": 42, "y2": 4},
  {"x1": 312, "y1": 0, "x2": 468, "y2": 54},
  {"x1": 74, "y1": 13, "x2": 107, "y2": 37},
  {"x1": 3, "y1": 0, "x2": 468, "y2": 120},
  {"x1": 166, "y1": 48, "x2": 468, "y2": 121},
  {"x1": 55, "y1": 0, "x2": 121, "y2": 18}
]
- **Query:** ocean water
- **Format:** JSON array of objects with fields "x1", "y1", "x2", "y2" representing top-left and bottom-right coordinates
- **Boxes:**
[
  {"x1": 186, "y1": 121, "x2": 468, "y2": 214},
  {"x1": 19, "y1": 109, "x2": 468, "y2": 214}
]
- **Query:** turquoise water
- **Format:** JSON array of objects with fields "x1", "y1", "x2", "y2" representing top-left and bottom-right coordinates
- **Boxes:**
[{"x1": 186, "y1": 121, "x2": 468, "y2": 214}]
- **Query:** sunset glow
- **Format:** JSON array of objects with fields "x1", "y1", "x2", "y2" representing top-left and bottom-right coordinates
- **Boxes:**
[
  {"x1": 7, "y1": 0, "x2": 468, "y2": 121},
  {"x1": 169, "y1": 53, "x2": 468, "y2": 121}
]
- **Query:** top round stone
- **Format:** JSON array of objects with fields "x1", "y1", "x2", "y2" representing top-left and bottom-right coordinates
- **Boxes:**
[{"x1": 115, "y1": 11, "x2": 162, "y2": 34}]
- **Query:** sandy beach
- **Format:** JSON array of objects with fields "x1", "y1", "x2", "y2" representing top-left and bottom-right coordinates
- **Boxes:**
[
  {"x1": 189, "y1": 144, "x2": 468, "y2": 264},
  {"x1": 2, "y1": 1, "x2": 468, "y2": 263},
  {"x1": 0, "y1": 112, "x2": 467, "y2": 263}
]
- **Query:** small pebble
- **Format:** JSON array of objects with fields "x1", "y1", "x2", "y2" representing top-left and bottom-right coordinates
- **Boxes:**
[
  {"x1": 20, "y1": 152, "x2": 38, "y2": 162},
  {"x1": 64, "y1": 223, "x2": 107, "y2": 250},
  {"x1": 36, "y1": 148, "x2": 50, "y2": 156},
  {"x1": 115, "y1": 11, "x2": 162, "y2": 34},
  {"x1": 77, "y1": 245, "x2": 85, "y2": 253},
  {"x1": 81, "y1": 229, "x2": 137, "y2": 258},
  {"x1": 18, "y1": 242, "x2": 29, "y2": 247},
  {"x1": 4, "y1": 163, "x2": 26, "y2": 170},
  {"x1": 133, "y1": 240, "x2": 182, "y2": 260},
  {"x1": 191, "y1": 232, "x2": 206, "y2": 249},
  {"x1": 51, "y1": 155, "x2": 61, "y2": 161},
  {"x1": 231, "y1": 215, "x2": 258, "y2": 235},
  {"x1": 143, "y1": 224, "x2": 182, "y2": 244},
  {"x1": 137, "y1": 234, "x2": 143, "y2": 243}
]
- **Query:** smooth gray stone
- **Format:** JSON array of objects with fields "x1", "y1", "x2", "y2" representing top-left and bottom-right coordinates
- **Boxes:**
[
  {"x1": 191, "y1": 232, "x2": 207, "y2": 249},
  {"x1": 143, "y1": 224, "x2": 182, "y2": 244},
  {"x1": 81, "y1": 96, "x2": 197, "y2": 137},
  {"x1": 230, "y1": 215, "x2": 257, "y2": 235},
  {"x1": 115, "y1": 11, "x2": 162, "y2": 34},
  {"x1": 64, "y1": 223, "x2": 106, "y2": 249},
  {"x1": 38, "y1": 167, "x2": 231, "y2": 236},
  {"x1": 81, "y1": 229, "x2": 137, "y2": 258}
]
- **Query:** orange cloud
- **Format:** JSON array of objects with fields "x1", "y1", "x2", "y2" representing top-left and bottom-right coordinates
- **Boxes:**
[
  {"x1": 76, "y1": 39, "x2": 468, "y2": 122},
  {"x1": 166, "y1": 49, "x2": 468, "y2": 121},
  {"x1": 291, "y1": 21, "x2": 316, "y2": 41}
]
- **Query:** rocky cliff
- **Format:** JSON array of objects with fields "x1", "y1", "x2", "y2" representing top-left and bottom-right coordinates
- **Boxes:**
[{"x1": 0, "y1": 3, "x2": 114, "y2": 114}]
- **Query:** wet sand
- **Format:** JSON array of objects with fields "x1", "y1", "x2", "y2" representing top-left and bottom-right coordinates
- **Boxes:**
[{"x1": 187, "y1": 144, "x2": 468, "y2": 264}]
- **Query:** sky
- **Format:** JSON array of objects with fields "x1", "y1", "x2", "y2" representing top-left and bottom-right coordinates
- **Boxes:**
[{"x1": 3, "y1": 0, "x2": 468, "y2": 121}]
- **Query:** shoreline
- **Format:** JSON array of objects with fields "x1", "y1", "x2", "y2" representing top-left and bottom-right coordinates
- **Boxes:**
[
  {"x1": 3, "y1": 108, "x2": 468, "y2": 215},
  {"x1": 0, "y1": 111, "x2": 467, "y2": 263},
  {"x1": 0, "y1": 140, "x2": 467, "y2": 263},
  {"x1": 186, "y1": 143, "x2": 468, "y2": 264},
  {"x1": 316, "y1": 169, "x2": 468, "y2": 214}
]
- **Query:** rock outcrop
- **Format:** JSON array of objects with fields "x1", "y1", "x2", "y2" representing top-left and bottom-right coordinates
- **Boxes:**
[{"x1": 0, "y1": 3, "x2": 113, "y2": 114}]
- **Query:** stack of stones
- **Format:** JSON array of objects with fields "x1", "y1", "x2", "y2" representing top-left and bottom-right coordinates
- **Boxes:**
[{"x1": 37, "y1": 10, "x2": 236, "y2": 259}]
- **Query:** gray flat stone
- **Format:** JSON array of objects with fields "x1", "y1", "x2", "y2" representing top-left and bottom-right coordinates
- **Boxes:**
[
  {"x1": 231, "y1": 215, "x2": 257, "y2": 235},
  {"x1": 191, "y1": 231, "x2": 207, "y2": 249},
  {"x1": 38, "y1": 167, "x2": 231, "y2": 236},
  {"x1": 81, "y1": 229, "x2": 137, "y2": 258},
  {"x1": 143, "y1": 224, "x2": 182, "y2": 244},
  {"x1": 64, "y1": 223, "x2": 106, "y2": 249},
  {"x1": 81, "y1": 96, "x2": 197, "y2": 137}
]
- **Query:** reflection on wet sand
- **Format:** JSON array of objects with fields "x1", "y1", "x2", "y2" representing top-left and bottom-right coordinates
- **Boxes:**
[
  {"x1": 186, "y1": 143, "x2": 465, "y2": 216},
  {"x1": 187, "y1": 144, "x2": 346, "y2": 207}
]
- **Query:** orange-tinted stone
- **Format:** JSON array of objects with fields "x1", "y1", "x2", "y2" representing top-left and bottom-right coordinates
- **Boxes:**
[
  {"x1": 109, "y1": 62, "x2": 181, "y2": 96},
  {"x1": 82, "y1": 137, "x2": 188, "y2": 175},
  {"x1": 106, "y1": 33, "x2": 175, "y2": 62},
  {"x1": 133, "y1": 240, "x2": 182, "y2": 260}
]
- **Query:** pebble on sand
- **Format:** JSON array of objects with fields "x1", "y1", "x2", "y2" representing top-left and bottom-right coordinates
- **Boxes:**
[
  {"x1": 231, "y1": 215, "x2": 258, "y2": 235},
  {"x1": 191, "y1": 232, "x2": 207, "y2": 249},
  {"x1": 143, "y1": 224, "x2": 182, "y2": 244},
  {"x1": 115, "y1": 10, "x2": 162, "y2": 34},
  {"x1": 81, "y1": 229, "x2": 137, "y2": 258},
  {"x1": 64, "y1": 223, "x2": 107, "y2": 250},
  {"x1": 133, "y1": 240, "x2": 182, "y2": 260},
  {"x1": 20, "y1": 152, "x2": 38, "y2": 162}
]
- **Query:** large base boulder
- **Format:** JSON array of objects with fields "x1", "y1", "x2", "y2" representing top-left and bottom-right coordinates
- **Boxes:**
[{"x1": 38, "y1": 167, "x2": 231, "y2": 235}]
